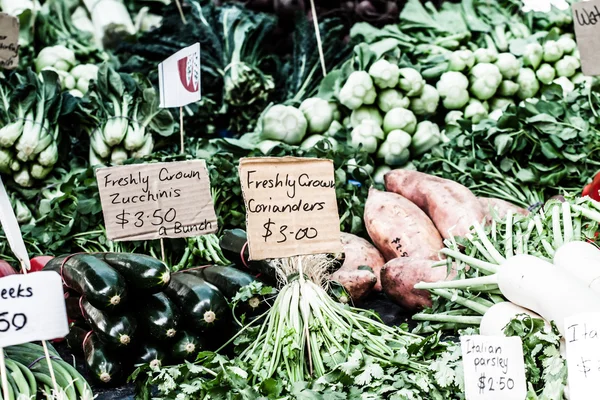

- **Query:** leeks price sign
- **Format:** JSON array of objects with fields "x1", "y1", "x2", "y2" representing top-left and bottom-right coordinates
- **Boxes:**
[{"x1": 96, "y1": 160, "x2": 218, "y2": 241}]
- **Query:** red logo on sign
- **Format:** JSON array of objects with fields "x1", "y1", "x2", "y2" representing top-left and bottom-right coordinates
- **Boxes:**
[{"x1": 177, "y1": 53, "x2": 200, "y2": 93}]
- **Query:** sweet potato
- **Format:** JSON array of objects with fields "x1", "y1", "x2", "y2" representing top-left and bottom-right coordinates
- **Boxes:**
[
  {"x1": 331, "y1": 269, "x2": 377, "y2": 302},
  {"x1": 364, "y1": 188, "x2": 444, "y2": 262},
  {"x1": 337, "y1": 232, "x2": 385, "y2": 291},
  {"x1": 479, "y1": 197, "x2": 529, "y2": 225},
  {"x1": 384, "y1": 169, "x2": 485, "y2": 239},
  {"x1": 380, "y1": 257, "x2": 456, "y2": 311}
]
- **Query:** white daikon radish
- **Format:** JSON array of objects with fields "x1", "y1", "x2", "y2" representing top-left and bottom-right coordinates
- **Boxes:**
[
  {"x1": 553, "y1": 240, "x2": 600, "y2": 294},
  {"x1": 480, "y1": 302, "x2": 546, "y2": 336},
  {"x1": 497, "y1": 254, "x2": 600, "y2": 335}
]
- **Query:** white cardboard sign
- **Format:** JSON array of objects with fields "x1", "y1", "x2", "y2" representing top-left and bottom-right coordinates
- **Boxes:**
[
  {"x1": 461, "y1": 335, "x2": 527, "y2": 400},
  {"x1": 565, "y1": 313, "x2": 600, "y2": 399},
  {"x1": 0, "y1": 272, "x2": 69, "y2": 347}
]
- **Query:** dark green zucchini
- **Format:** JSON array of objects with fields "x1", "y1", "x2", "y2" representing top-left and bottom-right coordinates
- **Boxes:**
[
  {"x1": 188, "y1": 266, "x2": 267, "y2": 317},
  {"x1": 219, "y1": 229, "x2": 277, "y2": 283},
  {"x1": 83, "y1": 333, "x2": 124, "y2": 384},
  {"x1": 164, "y1": 273, "x2": 229, "y2": 332},
  {"x1": 65, "y1": 294, "x2": 83, "y2": 321},
  {"x1": 172, "y1": 331, "x2": 204, "y2": 362},
  {"x1": 135, "y1": 343, "x2": 167, "y2": 369},
  {"x1": 195, "y1": 265, "x2": 255, "y2": 298},
  {"x1": 136, "y1": 293, "x2": 179, "y2": 341},
  {"x1": 65, "y1": 322, "x2": 90, "y2": 355},
  {"x1": 93, "y1": 253, "x2": 170, "y2": 292},
  {"x1": 44, "y1": 254, "x2": 127, "y2": 311},
  {"x1": 81, "y1": 298, "x2": 137, "y2": 348}
]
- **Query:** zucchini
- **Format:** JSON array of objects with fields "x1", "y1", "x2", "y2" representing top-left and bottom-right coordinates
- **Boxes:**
[
  {"x1": 219, "y1": 229, "x2": 277, "y2": 283},
  {"x1": 93, "y1": 252, "x2": 170, "y2": 292},
  {"x1": 44, "y1": 254, "x2": 128, "y2": 311},
  {"x1": 196, "y1": 265, "x2": 255, "y2": 299},
  {"x1": 136, "y1": 292, "x2": 179, "y2": 341},
  {"x1": 172, "y1": 331, "x2": 204, "y2": 362},
  {"x1": 81, "y1": 298, "x2": 137, "y2": 348},
  {"x1": 164, "y1": 273, "x2": 230, "y2": 332},
  {"x1": 188, "y1": 266, "x2": 266, "y2": 317},
  {"x1": 65, "y1": 322, "x2": 90, "y2": 354},
  {"x1": 83, "y1": 333, "x2": 124, "y2": 384},
  {"x1": 135, "y1": 343, "x2": 166, "y2": 369},
  {"x1": 65, "y1": 294, "x2": 83, "y2": 321}
]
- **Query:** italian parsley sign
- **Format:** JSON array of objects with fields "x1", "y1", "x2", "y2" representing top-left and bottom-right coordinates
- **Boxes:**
[
  {"x1": 96, "y1": 160, "x2": 218, "y2": 241},
  {"x1": 0, "y1": 272, "x2": 69, "y2": 347},
  {"x1": 239, "y1": 157, "x2": 342, "y2": 260},
  {"x1": 564, "y1": 313, "x2": 600, "y2": 400}
]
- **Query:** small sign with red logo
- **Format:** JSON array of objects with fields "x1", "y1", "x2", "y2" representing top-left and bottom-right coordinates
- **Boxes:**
[{"x1": 158, "y1": 43, "x2": 201, "y2": 108}]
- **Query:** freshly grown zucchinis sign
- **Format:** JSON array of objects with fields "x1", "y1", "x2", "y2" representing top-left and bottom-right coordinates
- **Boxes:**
[
  {"x1": 0, "y1": 272, "x2": 69, "y2": 347},
  {"x1": 0, "y1": 13, "x2": 18, "y2": 70},
  {"x1": 239, "y1": 157, "x2": 342, "y2": 260},
  {"x1": 96, "y1": 160, "x2": 218, "y2": 241}
]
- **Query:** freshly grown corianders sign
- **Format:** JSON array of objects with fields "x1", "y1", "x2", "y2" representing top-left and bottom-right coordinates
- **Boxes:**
[
  {"x1": 239, "y1": 157, "x2": 342, "y2": 260},
  {"x1": 96, "y1": 160, "x2": 218, "y2": 241}
]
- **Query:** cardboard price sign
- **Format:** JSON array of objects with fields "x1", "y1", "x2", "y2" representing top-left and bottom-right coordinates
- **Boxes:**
[
  {"x1": 564, "y1": 313, "x2": 600, "y2": 399},
  {"x1": 0, "y1": 13, "x2": 18, "y2": 70},
  {"x1": 0, "y1": 272, "x2": 69, "y2": 347},
  {"x1": 573, "y1": 0, "x2": 600, "y2": 76},
  {"x1": 239, "y1": 157, "x2": 342, "y2": 260},
  {"x1": 460, "y1": 335, "x2": 527, "y2": 400},
  {"x1": 96, "y1": 160, "x2": 218, "y2": 241}
]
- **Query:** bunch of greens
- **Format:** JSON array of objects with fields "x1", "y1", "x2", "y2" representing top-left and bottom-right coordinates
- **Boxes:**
[
  {"x1": 415, "y1": 81, "x2": 600, "y2": 208},
  {"x1": 0, "y1": 69, "x2": 77, "y2": 187},
  {"x1": 117, "y1": 1, "x2": 279, "y2": 136},
  {"x1": 81, "y1": 63, "x2": 175, "y2": 166},
  {"x1": 504, "y1": 317, "x2": 567, "y2": 399}
]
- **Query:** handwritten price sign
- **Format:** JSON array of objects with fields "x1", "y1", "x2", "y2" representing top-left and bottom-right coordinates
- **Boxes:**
[
  {"x1": 0, "y1": 13, "x2": 18, "y2": 70},
  {"x1": 96, "y1": 160, "x2": 218, "y2": 241},
  {"x1": 573, "y1": 0, "x2": 600, "y2": 76},
  {"x1": 239, "y1": 157, "x2": 342, "y2": 260},
  {"x1": 0, "y1": 272, "x2": 68, "y2": 347},
  {"x1": 460, "y1": 335, "x2": 527, "y2": 400},
  {"x1": 565, "y1": 313, "x2": 600, "y2": 399}
]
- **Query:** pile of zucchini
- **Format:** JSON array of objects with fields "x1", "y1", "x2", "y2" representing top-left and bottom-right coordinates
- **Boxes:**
[{"x1": 44, "y1": 252, "x2": 268, "y2": 384}]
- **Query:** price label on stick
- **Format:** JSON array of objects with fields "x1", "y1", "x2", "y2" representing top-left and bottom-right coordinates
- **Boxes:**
[
  {"x1": 239, "y1": 157, "x2": 342, "y2": 260},
  {"x1": 564, "y1": 313, "x2": 600, "y2": 399},
  {"x1": 0, "y1": 272, "x2": 68, "y2": 347},
  {"x1": 96, "y1": 160, "x2": 218, "y2": 241},
  {"x1": 0, "y1": 13, "x2": 19, "y2": 70},
  {"x1": 460, "y1": 335, "x2": 527, "y2": 400},
  {"x1": 573, "y1": 0, "x2": 600, "y2": 76}
]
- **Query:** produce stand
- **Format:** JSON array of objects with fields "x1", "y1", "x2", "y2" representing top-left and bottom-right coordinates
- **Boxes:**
[{"x1": 0, "y1": 0, "x2": 596, "y2": 399}]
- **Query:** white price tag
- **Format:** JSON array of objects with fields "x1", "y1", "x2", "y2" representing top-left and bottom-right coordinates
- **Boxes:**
[
  {"x1": 461, "y1": 335, "x2": 527, "y2": 400},
  {"x1": 565, "y1": 313, "x2": 600, "y2": 399},
  {"x1": 0, "y1": 272, "x2": 68, "y2": 347}
]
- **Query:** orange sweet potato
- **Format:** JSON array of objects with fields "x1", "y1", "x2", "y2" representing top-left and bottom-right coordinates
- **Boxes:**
[
  {"x1": 364, "y1": 188, "x2": 444, "y2": 262},
  {"x1": 479, "y1": 197, "x2": 529, "y2": 225},
  {"x1": 380, "y1": 257, "x2": 456, "y2": 311},
  {"x1": 331, "y1": 269, "x2": 377, "y2": 302},
  {"x1": 384, "y1": 169, "x2": 485, "y2": 239},
  {"x1": 336, "y1": 232, "x2": 385, "y2": 291}
]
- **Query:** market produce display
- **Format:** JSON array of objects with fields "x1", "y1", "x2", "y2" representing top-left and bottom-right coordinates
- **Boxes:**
[{"x1": 0, "y1": 0, "x2": 599, "y2": 399}]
